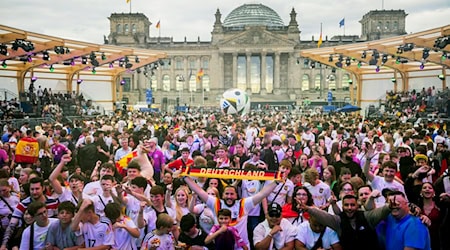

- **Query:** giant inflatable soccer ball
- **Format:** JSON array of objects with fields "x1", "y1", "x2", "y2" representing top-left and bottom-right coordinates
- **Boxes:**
[{"x1": 220, "y1": 88, "x2": 250, "y2": 115}]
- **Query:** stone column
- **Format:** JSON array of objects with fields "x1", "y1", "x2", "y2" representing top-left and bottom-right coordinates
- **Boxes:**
[
  {"x1": 183, "y1": 57, "x2": 188, "y2": 91},
  {"x1": 260, "y1": 51, "x2": 267, "y2": 95},
  {"x1": 246, "y1": 52, "x2": 252, "y2": 93},
  {"x1": 232, "y1": 53, "x2": 238, "y2": 89},
  {"x1": 274, "y1": 52, "x2": 280, "y2": 93}
]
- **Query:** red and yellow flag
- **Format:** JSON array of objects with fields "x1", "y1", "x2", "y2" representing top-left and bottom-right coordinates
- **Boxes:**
[
  {"x1": 196, "y1": 68, "x2": 204, "y2": 83},
  {"x1": 156, "y1": 21, "x2": 160, "y2": 29},
  {"x1": 126, "y1": 0, "x2": 130, "y2": 3},
  {"x1": 115, "y1": 151, "x2": 138, "y2": 174}
]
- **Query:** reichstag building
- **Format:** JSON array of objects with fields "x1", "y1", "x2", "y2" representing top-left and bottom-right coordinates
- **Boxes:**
[{"x1": 107, "y1": 3, "x2": 406, "y2": 109}]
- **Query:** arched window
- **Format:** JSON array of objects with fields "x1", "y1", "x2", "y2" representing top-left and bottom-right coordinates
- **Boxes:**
[
  {"x1": 385, "y1": 21, "x2": 390, "y2": 31},
  {"x1": 202, "y1": 58, "x2": 209, "y2": 69},
  {"x1": 175, "y1": 57, "x2": 183, "y2": 70},
  {"x1": 314, "y1": 74, "x2": 321, "y2": 90},
  {"x1": 302, "y1": 74, "x2": 310, "y2": 90},
  {"x1": 176, "y1": 75, "x2": 184, "y2": 91},
  {"x1": 189, "y1": 74, "x2": 196, "y2": 92},
  {"x1": 377, "y1": 21, "x2": 382, "y2": 30},
  {"x1": 162, "y1": 75, "x2": 170, "y2": 91},
  {"x1": 131, "y1": 24, "x2": 137, "y2": 34},
  {"x1": 189, "y1": 58, "x2": 196, "y2": 70},
  {"x1": 327, "y1": 74, "x2": 336, "y2": 90},
  {"x1": 151, "y1": 75, "x2": 157, "y2": 91},
  {"x1": 342, "y1": 74, "x2": 350, "y2": 90},
  {"x1": 124, "y1": 24, "x2": 129, "y2": 34},
  {"x1": 116, "y1": 24, "x2": 122, "y2": 33},
  {"x1": 202, "y1": 75, "x2": 210, "y2": 92}
]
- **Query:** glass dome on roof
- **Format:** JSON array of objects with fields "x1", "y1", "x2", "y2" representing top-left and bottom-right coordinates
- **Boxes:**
[{"x1": 223, "y1": 4, "x2": 284, "y2": 27}]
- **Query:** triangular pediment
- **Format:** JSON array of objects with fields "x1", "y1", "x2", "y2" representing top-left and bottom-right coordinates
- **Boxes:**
[{"x1": 218, "y1": 28, "x2": 297, "y2": 47}]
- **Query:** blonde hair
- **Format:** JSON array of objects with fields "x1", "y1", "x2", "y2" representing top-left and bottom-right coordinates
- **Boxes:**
[{"x1": 174, "y1": 187, "x2": 191, "y2": 224}]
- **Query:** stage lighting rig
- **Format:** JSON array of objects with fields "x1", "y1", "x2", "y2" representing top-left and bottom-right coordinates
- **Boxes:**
[{"x1": 11, "y1": 39, "x2": 34, "y2": 52}]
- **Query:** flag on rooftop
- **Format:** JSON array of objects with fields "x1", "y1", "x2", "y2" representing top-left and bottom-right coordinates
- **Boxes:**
[
  {"x1": 156, "y1": 20, "x2": 160, "y2": 29},
  {"x1": 339, "y1": 18, "x2": 345, "y2": 28}
]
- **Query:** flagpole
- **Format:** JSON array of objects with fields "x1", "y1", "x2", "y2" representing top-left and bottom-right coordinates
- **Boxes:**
[{"x1": 129, "y1": 0, "x2": 132, "y2": 13}]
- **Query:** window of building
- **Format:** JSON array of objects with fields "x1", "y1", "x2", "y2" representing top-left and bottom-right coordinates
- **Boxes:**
[
  {"x1": 250, "y1": 55, "x2": 261, "y2": 93},
  {"x1": 202, "y1": 58, "x2": 209, "y2": 69},
  {"x1": 176, "y1": 75, "x2": 184, "y2": 91},
  {"x1": 237, "y1": 55, "x2": 246, "y2": 90},
  {"x1": 327, "y1": 74, "x2": 336, "y2": 90},
  {"x1": 189, "y1": 58, "x2": 196, "y2": 70},
  {"x1": 314, "y1": 74, "x2": 321, "y2": 90},
  {"x1": 189, "y1": 74, "x2": 196, "y2": 92},
  {"x1": 377, "y1": 21, "x2": 382, "y2": 31},
  {"x1": 151, "y1": 75, "x2": 157, "y2": 91},
  {"x1": 116, "y1": 24, "x2": 122, "y2": 33},
  {"x1": 393, "y1": 21, "x2": 398, "y2": 30},
  {"x1": 161, "y1": 59, "x2": 170, "y2": 70},
  {"x1": 131, "y1": 24, "x2": 136, "y2": 34},
  {"x1": 266, "y1": 55, "x2": 274, "y2": 93},
  {"x1": 302, "y1": 74, "x2": 310, "y2": 90},
  {"x1": 124, "y1": 24, "x2": 129, "y2": 33},
  {"x1": 162, "y1": 74, "x2": 170, "y2": 91},
  {"x1": 202, "y1": 75, "x2": 210, "y2": 92},
  {"x1": 122, "y1": 77, "x2": 131, "y2": 92},
  {"x1": 342, "y1": 73, "x2": 350, "y2": 90},
  {"x1": 175, "y1": 57, "x2": 183, "y2": 70},
  {"x1": 385, "y1": 21, "x2": 390, "y2": 31}
]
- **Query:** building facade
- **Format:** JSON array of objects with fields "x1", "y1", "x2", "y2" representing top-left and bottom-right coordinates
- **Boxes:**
[{"x1": 107, "y1": 4, "x2": 407, "y2": 109}]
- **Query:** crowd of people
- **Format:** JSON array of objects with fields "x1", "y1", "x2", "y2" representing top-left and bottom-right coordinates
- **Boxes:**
[{"x1": 0, "y1": 106, "x2": 449, "y2": 250}]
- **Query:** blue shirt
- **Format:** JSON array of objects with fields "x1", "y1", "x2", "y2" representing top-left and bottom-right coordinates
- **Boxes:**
[{"x1": 384, "y1": 214, "x2": 431, "y2": 250}]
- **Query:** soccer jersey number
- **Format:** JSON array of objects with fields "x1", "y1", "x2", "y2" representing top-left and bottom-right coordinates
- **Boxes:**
[{"x1": 88, "y1": 239, "x2": 96, "y2": 247}]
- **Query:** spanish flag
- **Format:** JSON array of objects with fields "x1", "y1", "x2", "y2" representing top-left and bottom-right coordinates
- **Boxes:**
[
  {"x1": 15, "y1": 137, "x2": 39, "y2": 164},
  {"x1": 115, "y1": 151, "x2": 138, "y2": 175},
  {"x1": 156, "y1": 20, "x2": 160, "y2": 29},
  {"x1": 196, "y1": 68, "x2": 204, "y2": 83}
]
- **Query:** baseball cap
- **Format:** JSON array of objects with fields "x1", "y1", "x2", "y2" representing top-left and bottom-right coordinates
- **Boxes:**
[{"x1": 268, "y1": 203, "x2": 282, "y2": 217}]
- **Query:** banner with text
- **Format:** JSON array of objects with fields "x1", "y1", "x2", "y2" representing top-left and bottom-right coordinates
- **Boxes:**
[{"x1": 180, "y1": 166, "x2": 281, "y2": 181}]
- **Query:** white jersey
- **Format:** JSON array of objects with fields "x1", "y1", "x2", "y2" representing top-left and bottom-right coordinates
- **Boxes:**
[
  {"x1": 304, "y1": 181, "x2": 332, "y2": 207},
  {"x1": 241, "y1": 180, "x2": 263, "y2": 216},
  {"x1": 81, "y1": 217, "x2": 114, "y2": 248},
  {"x1": 58, "y1": 187, "x2": 88, "y2": 206},
  {"x1": 0, "y1": 195, "x2": 19, "y2": 228},
  {"x1": 90, "y1": 194, "x2": 114, "y2": 217},
  {"x1": 253, "y1": 218, "x2": 297, "y2": 250},
  {"x1": 112, "y1": 216, "x2": 138, "y2": 250},
  {"x1": 206, "y1": 195, "x2": 256, "y2": 248},
  {"x1": 19, "y1": 218, "x2": 58, "y2": 250},
  {"x1": 265, "y1": 179, "x2": 294, "y2": 206},
  {"x1": 296, "y1": 221, "x2": 340, "y2": 249},
  {"x1": 143, "y1": 206, "x2": 177, "y2": 233},
  {"x1": 371, "y1": 175, "x2": 406, "y2": 204},
  {"x1": 141, "y1": 231, "x2": 175, "y2": 250}
]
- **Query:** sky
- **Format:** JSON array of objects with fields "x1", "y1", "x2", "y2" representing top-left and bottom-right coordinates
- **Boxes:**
[{"x1": 0, "y1": 0, "x2": 449, "y2": 44}]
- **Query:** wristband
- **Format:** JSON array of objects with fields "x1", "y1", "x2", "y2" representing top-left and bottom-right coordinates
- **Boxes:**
[{"x1": 268, "y1": 233, "x2": 273, "y2": 238}]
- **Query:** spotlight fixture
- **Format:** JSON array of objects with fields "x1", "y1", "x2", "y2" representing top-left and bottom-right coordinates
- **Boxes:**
[
  {"x1": 402, "y1": 43, "x2": 414, "y2": 52},
  {"x1": 92, "y1": 67, "x2": 96, "y2": 74},
  {"x1": 391, "y1": 78, "x2": 397, "y2": 83},
  {"x1": 368, "y1": 57, "x2": 378, "y2": 66},
  {"x1": 419, "y1": 63, "x2": 425, "y2": 70},
  {"x1": 91, "y1": 59, "x2": 99, "y2": 67},
  {"x1": 27, "y1": 55, "x2": 32, "y2": 63},
  {"x1": 328, "y1": 55, "x2": 333, "y2": 62},
  {"x1": 335, "y1": 61, "x2": 343, "y2": 68},
  {"x1": 345, "y1": 57, "x2": 351, "y2": 67},
  {"x1": 31, "y1": 76, "x2": 38, "y2": 83},
  {"x1": 136, "y1": 68, "x2": 142, "y2": 74},
  {"x1": 375, "y1": 66, "x2": 380, "y2": 73},
  {"x1": 109, "y1": 62, "x2": 114, "y2": 68},
  {"x1": 54, "y1": 46, "x2": 66, "y2": 54},
  {"x1": 331, "y1": 68, "x2": 336, "y2": 73},
  {"x1": 89, "y1": 52, "x2": 96, "y2": 60},
  {"x1": 338, "y1": 55, "x2": 343, "y2": 62},
  {"x1": 125, "y1": 63, "x2": 133, "y2": 69},
  {"x1": 120, "y1": 79, "x2": 126, "y2": 85},
  {"x1": 70, "y1": 59, "x2": 75, "y2": 66},
  {"x1": 158, "y1": 59, "x2": 165, "y2": 66},
  {"x1": 361, "y1": 51, "x2": 366, "y2": 59},
  {"x1": 124, "y1": 56, "x2": 129, "y2": 63},
  {"x1": 42, "y1": 51, "x2": 50, "y2": 61},
  {"x1": 63, "y1": 59, "x2": 72, "y2": 65},
  {"x1": 49, "y1": 64, "x2": 55, "y2": 72},
  {"x1": 438, "y1": 74, "x2": 445, "y2": 80},
  {"x1": 11, "y1": 39, "x2": 34, "y2": 52},
  {"x1": 310, "y1": 61, "x2": 315, "y2": 69},
  {"x1": 381, "y1": 54, "x2": 388, "y2": 65},
  {"x1": 76, "y1": 79, "x2": 83, "y2": 84},
  {"x1": 422, "y1": 48, "x2": 430, "y2": 60},
  {"x1": 65, "y1": 48, "x2": 70, "y2": 54},
  {"x1": 101, "y1": 52, "x2": 106, "y2": 60},
  {"x1": 396, "y1": 47, "x2": 403, "y2": 54},
  {"x1": 348, "y1": 79, "x2": 353, "y2": 85},
  {"x1": 119, "y1": 60, "x2": 124, "y2": 67},
  {"x1": 135, "y1": 56, "x2": 140, "y2": 63},
  {"x1": 434, "y1": 36, "x2": 450, "y2": 50},
  {"x1": 357, "y1": 61, "x2": 362, "y2": 68},
  {"x1": 1, "y1": 61, "x2": 6, "y2": 68},
  {"x1": 372, "y1": 50, "x2": 380, "y2": 59},
  {"x1": 0, "y1": 44, "x2": 8, "y2": 56},
  {"x1": 442, "y1": 52, "x2": 448, "y2": 60},
  {"x1": 81, "y1": 56, "x2": 88, "y2": 64}
]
